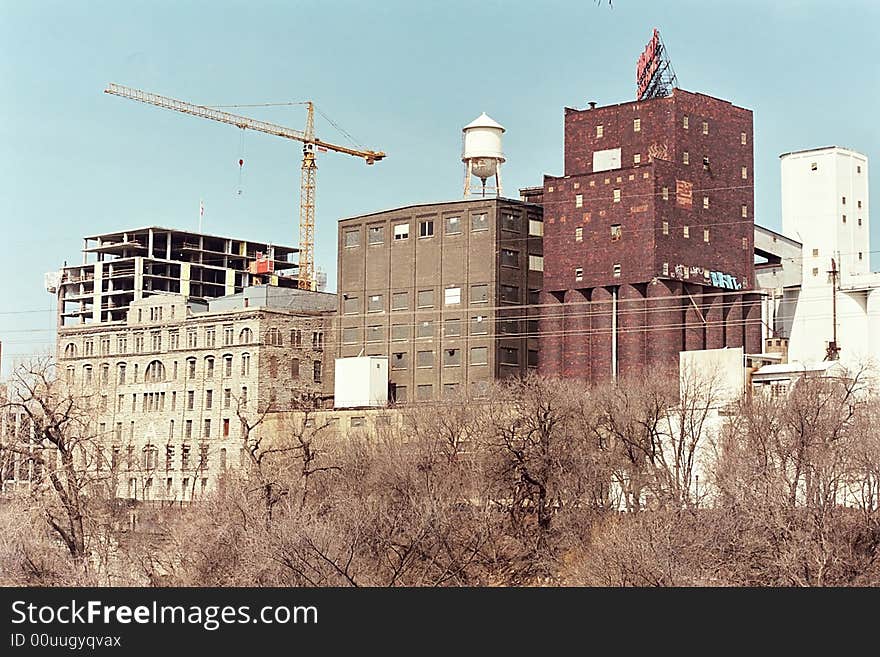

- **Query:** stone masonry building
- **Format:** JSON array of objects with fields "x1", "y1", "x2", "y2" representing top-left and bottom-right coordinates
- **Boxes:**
[{"x1": 55, "y1": 286, "x2": 336, "y2": 502}]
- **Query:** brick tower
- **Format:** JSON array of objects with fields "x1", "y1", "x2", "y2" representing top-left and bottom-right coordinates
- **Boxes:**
[{"x1": 537, "y1": 89, "x2": 763, "y2": 382}]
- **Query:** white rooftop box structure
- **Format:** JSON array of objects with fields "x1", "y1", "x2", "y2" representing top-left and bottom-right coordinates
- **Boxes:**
[{"x1": 334, "y1": 356, "x2": 389, "y2": 408}]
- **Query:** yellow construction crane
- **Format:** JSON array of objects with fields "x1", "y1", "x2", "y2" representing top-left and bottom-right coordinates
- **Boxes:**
[{"x1": 104, "y1": 83, "x2": 386, "y2": 290}]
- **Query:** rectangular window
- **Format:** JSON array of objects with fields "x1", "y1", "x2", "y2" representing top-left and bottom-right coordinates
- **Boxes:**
[
  {"x1": 417, "y1": 289, "x2": 434, "y2": 308},
  {"x1": 610, "y1": 224, "x2": 622, "y2": 241},
  {"x1": 391, "y1": 351, "x2": 409, "y2": 370},
  {"x1": 416, "y1": 384, "x2": 433, "y2": 401},
  {"x1": 342, "y1": 327, "x2": 358, "y2": 344},
  {"x1": 529, "y1": 254, "x2": 544, "y2": 272},
  {"x1": 366, "y1": 325, "x2": 384, "y2": 342},
  {"x1": 662, "y1": 186, "x2": 669, "y2": 201},
  {"x1": 596, "y1": 124, "x2": 603, "y2": 138},
  {"x1": 812, "y1": 248, "x2": 819, "y2": 257},
  {"x1": 662, "y1": 262, "x2": 669, "y2": 276},
  {"x1": 444, "y1": 318, "x2": 461, "y2": 337},
  {"x1": 344, "y1": 229, "x2": 360, "y2": 247},
  {"x1": 683, "y1": 226, "x2": 690, "y2": 239},
  {"x1": 575, "y1": 226, "x2": 583, "y2": 242},
  {"x1": 419, "y1": 219, "x2": 434, "y2": 237},
  {"x1": 742, "y1": 205, "x2": 748, "y2": 218},
  {"x1": 444, "y1": 287, "x2": 461, "y2": 305},
  {"x1": 702, "y1": 121, "x2": 709, "y2": 135},
  {"x1": 812, "y1": 267, "x2": 819, "y2": 277},
  {"x1": 313, "y1": 361, "x2": 322, "y2": 383},
  {"x1": 703, "y1": 196, "x2": 710, "y2": 209},
  {"x1": 501, "y1": 213, "x2": 520, "y2": 232},
  {"x1": 368, "y1": 224, "x2": 385, "y2": 244},
  {"x1": 203, "y1": 419, "x2": 211, "y2": 438},
  {"x1": 445, "y1": 216, "x2": 462, "y2": 234},
  {"x1": 575, "y1": 267, "x2": 583, "y2": 282},
  {"x1": 704, "y1": 229, "x2": 710, "y2": 243},
  {"x1": 343, "y1": 296, "x2": 359, "y2": 315},
  {"x1": 471, "y1": 213, "x2": 488, "y2": 231},
  {"x1": 367, "y1": 294, "x2": 384, "y2": 313},
  {"x1": 391, "y1": 324, "x2": 410, "y2": 341},
  {"x1": 528, "y1": 350, "x2": 538, "y2": 368},
  {"x1": 613, "y1": 189, "x2": 621, "y2": 203},
  {"x1": 470, "y1": 284, "x2": 489, "y2": 304},
  {"x1": 393, "y1": 223, "x2": 409, "y2": 240},
  {"x1": 859, "y1": 252, "x2": 863, "y2": 261},
  {"x1": 470, "y1": 346, "x2": 488, "y2": 365},
  {"x1": 842, "y1": 196, "x2": 847, "y2": 205},
  {"x1": 575, "y1": 194, "x2": 583, "y2": 208},
  {"x1": 683, "y1": 151, "x2": 689, "y2": 165},
  {"x1": 416, "y1": 320, "x2": 433, "y2": 338},
  {"x1": 741, "y1": 166, "x2": 748, "y2": 179},
  {"x1": 741, "y1": 132, "x2": 747, "y2": 145},
  {"x1": 443, "y1": 348, "x2": 461, "y2": 367},
  {"x1": 683, "y1": 115, "x2": 689, "y2": 129},
  {"x1": 393, "y1": 385, "x2": 407, "y2": 402},
  {"x1": 633, "y1": 153, "x2": 641, "y2": 164},
  {"x1": 416, "y1": 350, "x2": 434, "y2": 368},
  {"x1": 471, "y1": 315, "x2": 489, "y2": 335},
  {"x1": 187, "y1": 390, "x2": 195, "y2": 411},
  {"x1": 633, "y1": 118, "x2": 641, "y2": 132},
  {"x1": 662, "y1": 221, "x2": 669, "y2": 235},
  {"x1": 224, "y1": 388, "x2": 231, "y2": 408},
  {"x1": 205, "y1": 389, "x2": 213, "y2": 410},
  {"x1": 858, "y1": 200, "x2": 862, "y2": 209},
  {"x1": 500, "y1": 249, "x2": 518, "y2": 268},
  {"x1": 811, "y1": 162, "x2": 818, "y2": 171},
  {"x1": 529, "y1": 219, "x2": 543, "y2": 236},
  {"x1": 843, "y1": 215, "x2": 847, "y2": 224},
  {"x1": 613, "y1": 263, "x2": 621, "y2": 278},
  {"x1": 499, "y1": 347, "x2": 519, "y2": 366},
  {"x1": 500, "y1": 317, "x2": 519, "y2": 335},
  {"x1": 392, "y1": 291, "x2": 408, "y2": 311},
  {"x1": 500, "y1": 285, "x2": 519, "y2": 303}
]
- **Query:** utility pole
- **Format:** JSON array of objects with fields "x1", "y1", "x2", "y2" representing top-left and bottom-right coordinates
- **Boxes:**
[{"x1": 825, "y1": 258, "x2": 840, "y2": 361}]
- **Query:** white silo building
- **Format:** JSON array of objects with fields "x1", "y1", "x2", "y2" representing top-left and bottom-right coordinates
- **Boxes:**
[
  {"x1": 462, "y1": 113, "x2": 505, "y2": 198},
  {"x1": 771, "y1": 146, "x2": 880, "y2": 371}
]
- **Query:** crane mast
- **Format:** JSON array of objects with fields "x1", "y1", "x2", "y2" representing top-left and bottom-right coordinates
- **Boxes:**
[{"x1": 104, "y1": 83, "x2": 385, "y2": 290}]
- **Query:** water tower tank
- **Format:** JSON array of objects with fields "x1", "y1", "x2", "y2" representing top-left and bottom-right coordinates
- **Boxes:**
[{"x1": 462, "y1": 113, "x2": 505, "y2": 197}]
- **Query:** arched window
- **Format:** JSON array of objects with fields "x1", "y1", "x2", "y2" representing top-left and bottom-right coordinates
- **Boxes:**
[
  {"x1": 290, "y1": 329, "x2": 302, "y2": 348},
  {"x1": 239, "y1": 327, "x2": 253, "y2": 344},
  {"x1": 117, "y1": 362, "x2": 127, "y2": 385},
  {"x1": 204, "y1": 356, "x2": 215, "y2": 378},
  {"x1": 265, "y1": 327, "x2": 282, "y2": 346},
  {"x1": 64, "y1": 343, "x2": 77, "y2": 358},
  {"x1": 145, "y1": 360, "x2": 166, "y2": 383}
]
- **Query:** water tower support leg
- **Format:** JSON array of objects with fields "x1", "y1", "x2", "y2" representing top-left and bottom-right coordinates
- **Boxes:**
[{"x1": 495, "y1": 164, "x2": 503, "y2": 198}]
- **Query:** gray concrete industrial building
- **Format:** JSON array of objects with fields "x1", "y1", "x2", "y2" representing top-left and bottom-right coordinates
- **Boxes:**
[{"x1": 336, "y1": 198, "x2": 543, "y2": 401}]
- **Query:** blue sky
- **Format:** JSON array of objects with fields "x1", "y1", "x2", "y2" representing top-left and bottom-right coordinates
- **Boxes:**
[{"x1": 1, "y1": 0, "x2": 878, "y2": 374}]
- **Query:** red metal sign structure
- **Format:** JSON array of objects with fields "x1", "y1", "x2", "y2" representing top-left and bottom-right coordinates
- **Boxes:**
[{"x1": 636, "y1": 28, "x2": 677, "y2": 100}]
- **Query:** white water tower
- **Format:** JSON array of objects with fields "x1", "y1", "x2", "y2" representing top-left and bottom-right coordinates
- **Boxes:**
[{"x1": 462, "y1": 112, "x2": 505, "y2": 198}]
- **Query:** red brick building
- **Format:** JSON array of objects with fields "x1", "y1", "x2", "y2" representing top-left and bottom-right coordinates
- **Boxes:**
[{"x1": 532, "y1": 89, "x2": 764, "y2": 382}]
